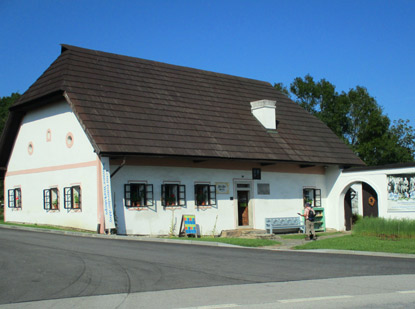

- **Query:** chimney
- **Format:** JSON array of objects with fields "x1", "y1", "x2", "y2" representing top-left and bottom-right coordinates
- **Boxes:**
[{"x1": 250, "y1": 99, "x2": 276, "y2": 130}]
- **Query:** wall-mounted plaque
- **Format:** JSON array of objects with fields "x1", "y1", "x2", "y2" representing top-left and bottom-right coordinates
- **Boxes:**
[{"x1": 216, "y1": 182, "x2": 229, "y2": 194}]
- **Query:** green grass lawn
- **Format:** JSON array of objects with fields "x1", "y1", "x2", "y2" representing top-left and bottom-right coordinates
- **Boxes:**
[
  {"x1": 165, "y1": 236, "x2": 281, "y2": 247},
  {"x1": 280, "y1": 232, "x2": 343, "y2": 240},
  {"x1": 295, "y1": 235, "x2": 415, "y2": 254}
]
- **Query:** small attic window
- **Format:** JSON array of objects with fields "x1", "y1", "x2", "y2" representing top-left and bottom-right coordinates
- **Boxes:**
[
  {"x1": 28, "y1": 142, "x2": 34, "y2": 155},
  {"x1": 46, "y1": 129, "x2": 52, "y2": 142},
  {"x1": 66, "y1": 133, "x2": 74, "y2": 148}
]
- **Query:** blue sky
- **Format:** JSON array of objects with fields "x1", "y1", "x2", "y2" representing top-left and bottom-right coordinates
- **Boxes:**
[{"x1": 1, "y1": 0, "x2": 414, "y2": 126}]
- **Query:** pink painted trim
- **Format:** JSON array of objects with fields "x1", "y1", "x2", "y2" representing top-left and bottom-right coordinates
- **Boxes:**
[
  {"x1": 128, "y1": 207, "x2": 149, "y2": 211},
  {"x1": 96, "y1": 156, "x2": 105, "y2": 234},
  {"x1": 6, "y1": 160, "x2": 97, "y2": 177},
  {"x1": 3, "y1": 178, "x2": 6, "y2": 221}
]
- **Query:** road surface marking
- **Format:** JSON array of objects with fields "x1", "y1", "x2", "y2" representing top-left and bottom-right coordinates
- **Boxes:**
[
  {"x1": 279, "y1": 295, "x2": 352, "y2": 303},
  {"x1": 180, "y1": 304, "x2": 239, "y2": 309},
  {"x1": 398, "y1": 290, "x2": 415, "y2": 294}
]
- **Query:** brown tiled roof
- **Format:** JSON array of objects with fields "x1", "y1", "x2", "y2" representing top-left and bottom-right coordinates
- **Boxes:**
[{"x1": 7, "y1": 44, "x2": 364, "y2": 166}]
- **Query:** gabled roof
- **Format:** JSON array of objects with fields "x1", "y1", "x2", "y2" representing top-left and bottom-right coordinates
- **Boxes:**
[{"x1": 1, "y1": 44, "x2": 365, "y2": 169}]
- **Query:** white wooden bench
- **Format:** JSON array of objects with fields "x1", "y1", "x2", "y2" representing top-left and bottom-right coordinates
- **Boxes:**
[{"x1": 265, "y1": 217, "x2": 305, "y2": 234}]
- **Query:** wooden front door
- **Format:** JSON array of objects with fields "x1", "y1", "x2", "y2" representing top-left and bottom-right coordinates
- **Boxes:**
[
  {"x1": 363, "y1": 182, "x2": 378, "y2": 217},
  {"x1": 238, "y1": 190, "x2": 249, "y2": 226}
]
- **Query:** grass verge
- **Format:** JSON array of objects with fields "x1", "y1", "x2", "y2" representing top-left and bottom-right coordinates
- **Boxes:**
[
  {"x1": 353, "y1": 216, "x2": 415, "y2": 239},
  {"x1": 0, "y1": 220, "x2": 94, "y2": 233},
  {"x1": 295, "y1": 235, "x2": 415, "y2": 254},
  {"x1": 165, "y1": 236, "x2": 281, "y2": 247},
  {"x1": 280, "y1": 232, "x2": 342, "y2": 240}
]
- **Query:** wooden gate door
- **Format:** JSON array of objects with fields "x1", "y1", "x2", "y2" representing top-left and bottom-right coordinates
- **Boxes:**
[
  {"x1": 238, "y1": 191, "x2": 249, "y2": 226},
  {"x1": 344, "y1": 189, "x2": 353, "y2": 231},
  {"x1": 363, "y1": 183, "x2": 378, "y2": 217}
]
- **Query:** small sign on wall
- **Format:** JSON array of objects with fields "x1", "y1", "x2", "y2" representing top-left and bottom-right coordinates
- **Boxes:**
[
  {"x1": 216, "y1": 182, "x2": 229, "y2": 194},
  {"x1": 257, "y1": 183, "x2": 270, "y2": 195}
]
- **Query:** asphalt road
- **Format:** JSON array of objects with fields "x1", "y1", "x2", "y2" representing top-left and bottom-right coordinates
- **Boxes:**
[{"x1": 0, "y1": 228, "x2": 415, "y2": 308}]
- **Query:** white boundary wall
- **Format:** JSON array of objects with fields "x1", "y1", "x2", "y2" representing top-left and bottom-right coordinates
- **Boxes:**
[{"x1": 329, "y1": 165, "x2": 415, "y2": 231}]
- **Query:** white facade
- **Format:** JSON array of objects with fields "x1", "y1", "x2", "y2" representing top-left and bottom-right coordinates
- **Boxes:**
[
  {"x1": 110, "y1": 161, "x2": 330, "y2": 235},
  {"x1": 4, "y1": 101, "x2": 103, "y2": 231}
]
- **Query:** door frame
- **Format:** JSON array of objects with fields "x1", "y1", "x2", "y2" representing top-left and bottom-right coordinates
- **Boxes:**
[{"x1": 234, "y1": 180, "x2": 253, "y2": 228}]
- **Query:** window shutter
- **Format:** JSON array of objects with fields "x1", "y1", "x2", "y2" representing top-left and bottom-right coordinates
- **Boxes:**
[
  {"x1": 161, "y1": 184, "x2": 166, "y2": 206},
  {"x1": 124, "y1": 184, "x2": 131, "y2": 207},
  {"x1": 64, "y1": 187, "x2": 72, "y2": 209},
  {"x1": 43, "y1": 189, "x2": 51, "y2": 210},
  {"x1": 302, "y1": 188, "x2": 307, "y2": 205},
  {"x1": 146, "y1": 184, "x2": 153, "y2": 206},
  {"x1": 8, "y1": 189, "x2": 14, "y2": 208},
  {"x1": 15, "y1": 189, "x2": 21, "y2": 208},
  {"x1": 179, "y1": 185, "x2": 186, "y2": 206},
  {"x1": 315, "y1": 189, "x2": 322, "y2": 207},
  {"x1": 209, "y1": 185, "x2": 217, "y2": 206}
]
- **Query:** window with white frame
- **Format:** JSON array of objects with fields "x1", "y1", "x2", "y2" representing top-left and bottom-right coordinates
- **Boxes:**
[
  {"x1": 161, "y1": 184, "x2": 186, "y2": 206},
  {"x1": 44, "y1": 188, "x2": 59, "y2": 210},
  {"x1": 64, "y1": 186, "x2": 81, "y2": 209},
  {"x1": 124, "y1": 183, "x2": 153, "y2": 207},
  {"x1": 194, "y1": 184, "x2": 216, "y2": 206},
  {"x1": 8, "y1": 188, "x2": 22, "y2": 208},
  {"x1": 303, "y1": 188, "x2": 321, "y2": 207}
]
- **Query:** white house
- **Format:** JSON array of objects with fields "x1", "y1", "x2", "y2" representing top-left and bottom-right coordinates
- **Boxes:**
[{"x1": 6, "y1": 44, "x2": 410, "y2": 236}]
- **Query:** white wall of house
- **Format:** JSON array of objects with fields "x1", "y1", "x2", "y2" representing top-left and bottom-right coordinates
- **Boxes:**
[
  {"x1": 4, "y1": 100, "x2": 101, "y2": 231},
  {"x1": 110, "y1": 164, "x2": 331, "y2": 235}
]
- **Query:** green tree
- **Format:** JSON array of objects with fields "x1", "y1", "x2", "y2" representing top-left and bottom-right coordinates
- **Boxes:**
[
  {"x1": 274, "y1": 76, "x2": 414, "y2": 165},
  {"x1": 0, "y1": 92, "x2": 21, "y2": 208},
  {"x1": 287, "y1": 75, "x2": 351, "y2": 140},
  {"x1": 0, "y1": 92, "x2": 20, "y2": 134},
  {"x1": 273, "y1": 82, "x2": 291, "y2": 98},
  {"x1": 390, "y1": 119, "x2": 415, "y2": 160}
]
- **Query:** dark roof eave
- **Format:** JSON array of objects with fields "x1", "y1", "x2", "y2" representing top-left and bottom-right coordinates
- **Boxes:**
[
  {"x1": 10, "y1": 90, "x2": 64, "y2": 113},
  {"x1": 98, "y1": 151, "x2": 364, "y2": 168},
  {"x1": 343, "y1": 162, "x2": 415, "y2": 173}
]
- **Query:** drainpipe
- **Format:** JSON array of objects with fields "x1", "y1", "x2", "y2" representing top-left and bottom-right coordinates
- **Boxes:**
[{"x1": 111, "y1": 158, "x2": 126, "y2": 178}]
